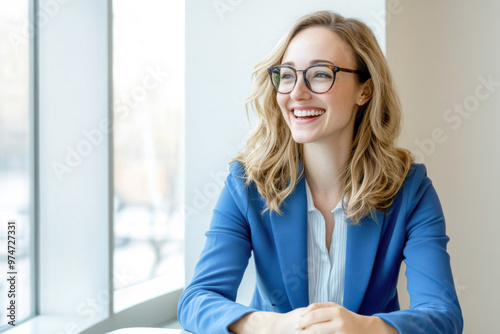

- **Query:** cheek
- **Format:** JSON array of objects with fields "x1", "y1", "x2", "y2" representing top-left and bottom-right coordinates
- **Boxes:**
[
  {"x1": 325, "y1": 87, "x2": 356, "y2": 112},
  {"x1": 276, "y1": 94, "x2": 287, "y2": 109},
  {"x1": 276, "y1": 94, "x2": 289, "y2": 117}
]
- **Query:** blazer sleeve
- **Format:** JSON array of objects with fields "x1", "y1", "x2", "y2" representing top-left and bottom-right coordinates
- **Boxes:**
[
  {"x1": 177, "y1": 166, "x2": 258, "y2": 334},
  {"x1": 374, "y1": 165, "x2": 464, "y2": 334}
]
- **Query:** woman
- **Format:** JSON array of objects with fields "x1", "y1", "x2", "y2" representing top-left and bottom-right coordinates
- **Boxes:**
[{"x1": 178, "y1": 10, "x2": 463, "y2": 334}]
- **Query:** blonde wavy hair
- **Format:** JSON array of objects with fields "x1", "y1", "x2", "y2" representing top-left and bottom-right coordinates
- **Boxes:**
[{"x1": 231, "y1": 10, "x2": 413, "y2": 223}]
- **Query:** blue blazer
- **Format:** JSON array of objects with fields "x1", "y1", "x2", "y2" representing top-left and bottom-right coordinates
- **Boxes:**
[{"x1": 178, "y1": 161, "x2": 463, "y2": 334}]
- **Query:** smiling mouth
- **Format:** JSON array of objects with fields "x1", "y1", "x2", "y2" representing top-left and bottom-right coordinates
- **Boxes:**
[{"x1": 292, "y1": 109, "x2": 326, "y2": 119}]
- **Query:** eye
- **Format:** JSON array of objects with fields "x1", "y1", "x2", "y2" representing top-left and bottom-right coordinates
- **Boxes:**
[
  {"x1": 313, "y1": 71, "x2": 333, "y2": 79},
  {"x1": 279, "y1": 68, "x2": 296, "y2": 81}
]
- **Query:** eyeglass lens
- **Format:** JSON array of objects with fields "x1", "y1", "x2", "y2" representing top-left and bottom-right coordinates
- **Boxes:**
[{"x1": 271, "y1": 66, "x2": 335, "y2": 93}]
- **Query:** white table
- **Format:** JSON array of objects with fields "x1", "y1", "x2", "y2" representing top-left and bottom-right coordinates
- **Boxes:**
[{"x1": 106, "y1": 328, "x2": 193, "y2": 334}]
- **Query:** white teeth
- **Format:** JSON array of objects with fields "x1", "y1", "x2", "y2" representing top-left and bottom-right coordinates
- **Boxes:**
[{"x1": 293, "y1": 109, "x2": 325, "y2": 117}]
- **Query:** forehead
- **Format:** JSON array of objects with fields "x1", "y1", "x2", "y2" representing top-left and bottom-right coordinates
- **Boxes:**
[{"x1": 282, "y1": 26, "x2": 355, "y2": 67}]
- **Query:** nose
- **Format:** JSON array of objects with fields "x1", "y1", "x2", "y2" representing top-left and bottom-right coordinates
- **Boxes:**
[{"x1": 289, "y1": 72, "x2": 312, "y2": 101}]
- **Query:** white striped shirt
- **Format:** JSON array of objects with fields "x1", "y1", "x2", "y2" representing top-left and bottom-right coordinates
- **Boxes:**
[{"x1": 305, "y1": 180, "x2": 347, "y2": 305}]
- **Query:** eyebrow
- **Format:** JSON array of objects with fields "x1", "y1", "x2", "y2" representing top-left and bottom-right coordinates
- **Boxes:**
[{"x1": 281, "y1": 59, "x2": 336, "y2": 66}]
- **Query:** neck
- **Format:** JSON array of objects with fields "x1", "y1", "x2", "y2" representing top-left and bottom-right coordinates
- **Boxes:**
[{"x1": 302, "y1": 136, "x2": 352, "y2": 197}]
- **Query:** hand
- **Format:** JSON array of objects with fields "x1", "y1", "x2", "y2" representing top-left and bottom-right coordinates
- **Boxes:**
[
  {"x1": 295, "y1": 302, "x2": 398, "y2": 334},
  {"x1": 273, "y1": 307, "x2": 309, "y2": 334},
  {"x1": 228, "y1": 308, "x2": 308, "y2": 334}
]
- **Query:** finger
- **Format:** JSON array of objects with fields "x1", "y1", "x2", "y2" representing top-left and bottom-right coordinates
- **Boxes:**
[
  {"x1": 300, "y1": 320, "x2": 340, "y2": 334},
  {"x1": 296, "y1": 308, "x2": 337, "y2": 330},
  {"x1": 301, "y1": 302, "x2": 339, "y2": 316}
]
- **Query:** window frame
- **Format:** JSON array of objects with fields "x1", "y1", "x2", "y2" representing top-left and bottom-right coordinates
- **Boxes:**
[
  {"x1": 0, "y1": 0, "x2": 37, "y2": 327},
  {"x1": 31, "y1": 0, "x2": 40, "y2": 322},
  {"x1": 5, "y1": 0, "x2": 183, "y2": 333}
]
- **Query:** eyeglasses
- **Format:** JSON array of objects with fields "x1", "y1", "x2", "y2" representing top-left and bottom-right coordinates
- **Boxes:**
[{"x1": 267, "y1": 64, "x2": 360, "y2": 94}]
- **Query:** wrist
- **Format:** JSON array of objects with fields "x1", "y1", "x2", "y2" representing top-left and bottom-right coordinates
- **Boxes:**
[
  {"x1": 228, "y1": 311, "x2": 278, "y2": 334},
  {"x1": 265, "y1": 311, "x2": 285, "y2": 334},
  {"x1": 366, "y1": 316, "x2": 398, "y2": 334}
]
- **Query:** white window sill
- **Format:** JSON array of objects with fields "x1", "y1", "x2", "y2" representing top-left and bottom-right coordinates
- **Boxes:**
[
  {"x1": 4, "y1": 288, "x2": 183, "y2": 334},
  {"x1": 115, "y1": 274, "x2": 183, "y2": 313},
  {"x1": 3, "y1": 314, "x2": 104, "y2": 334}
]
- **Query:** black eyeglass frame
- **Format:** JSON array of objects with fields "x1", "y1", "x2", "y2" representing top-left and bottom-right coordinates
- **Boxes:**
[{"x1": 267, "y1": 64, "x2": 361, "y2": 94}]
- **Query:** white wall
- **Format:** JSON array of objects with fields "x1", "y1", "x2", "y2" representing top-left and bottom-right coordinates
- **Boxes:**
[
  {"x1": 387, "y1": 1, "x2": 500, "y2": 332},
  {"x1": 185, "y1": 0, "x2": 385, "y2": 305}
]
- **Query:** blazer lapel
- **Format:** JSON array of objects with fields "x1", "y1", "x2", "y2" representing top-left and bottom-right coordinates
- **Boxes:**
[
  {"x1": 270, "y1": 165, "x2": 309, "y2": 310},
  {"x1": 343, "y1": 210, "x2": 384, "y2": 313}
]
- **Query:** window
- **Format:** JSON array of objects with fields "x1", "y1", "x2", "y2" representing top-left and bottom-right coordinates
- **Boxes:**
[
  {"x1": 0, "y1": 0, "x2": 34, "y2": 329},
  {"x1": 112, "y1": 0, "x2": 184, "y2": 311},
  {"x1": 2, "y1": 1, "x2": 184, "y2": 332}
]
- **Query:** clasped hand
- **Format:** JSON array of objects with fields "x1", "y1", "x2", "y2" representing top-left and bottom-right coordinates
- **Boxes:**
[
  {"x1": 229, "y1": 302, "x2": 396, "y2": 334},
  {"x1": 281, "y1": 302, "x2": 389, "y2": 334}
]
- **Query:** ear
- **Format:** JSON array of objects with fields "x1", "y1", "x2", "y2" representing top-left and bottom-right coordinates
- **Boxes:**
[{"x1": 357, "y1": 78, "x2": 373, "y2": 105}]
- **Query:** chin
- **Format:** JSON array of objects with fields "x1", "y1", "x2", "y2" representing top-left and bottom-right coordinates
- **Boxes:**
[{"x1": 291, "y1": 134, "x2": 315, "y2": 144}]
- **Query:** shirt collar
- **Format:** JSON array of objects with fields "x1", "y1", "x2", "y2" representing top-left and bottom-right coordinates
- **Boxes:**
[{"x1": 305, "y1": 179, "x2": 346, "y2": 213}]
